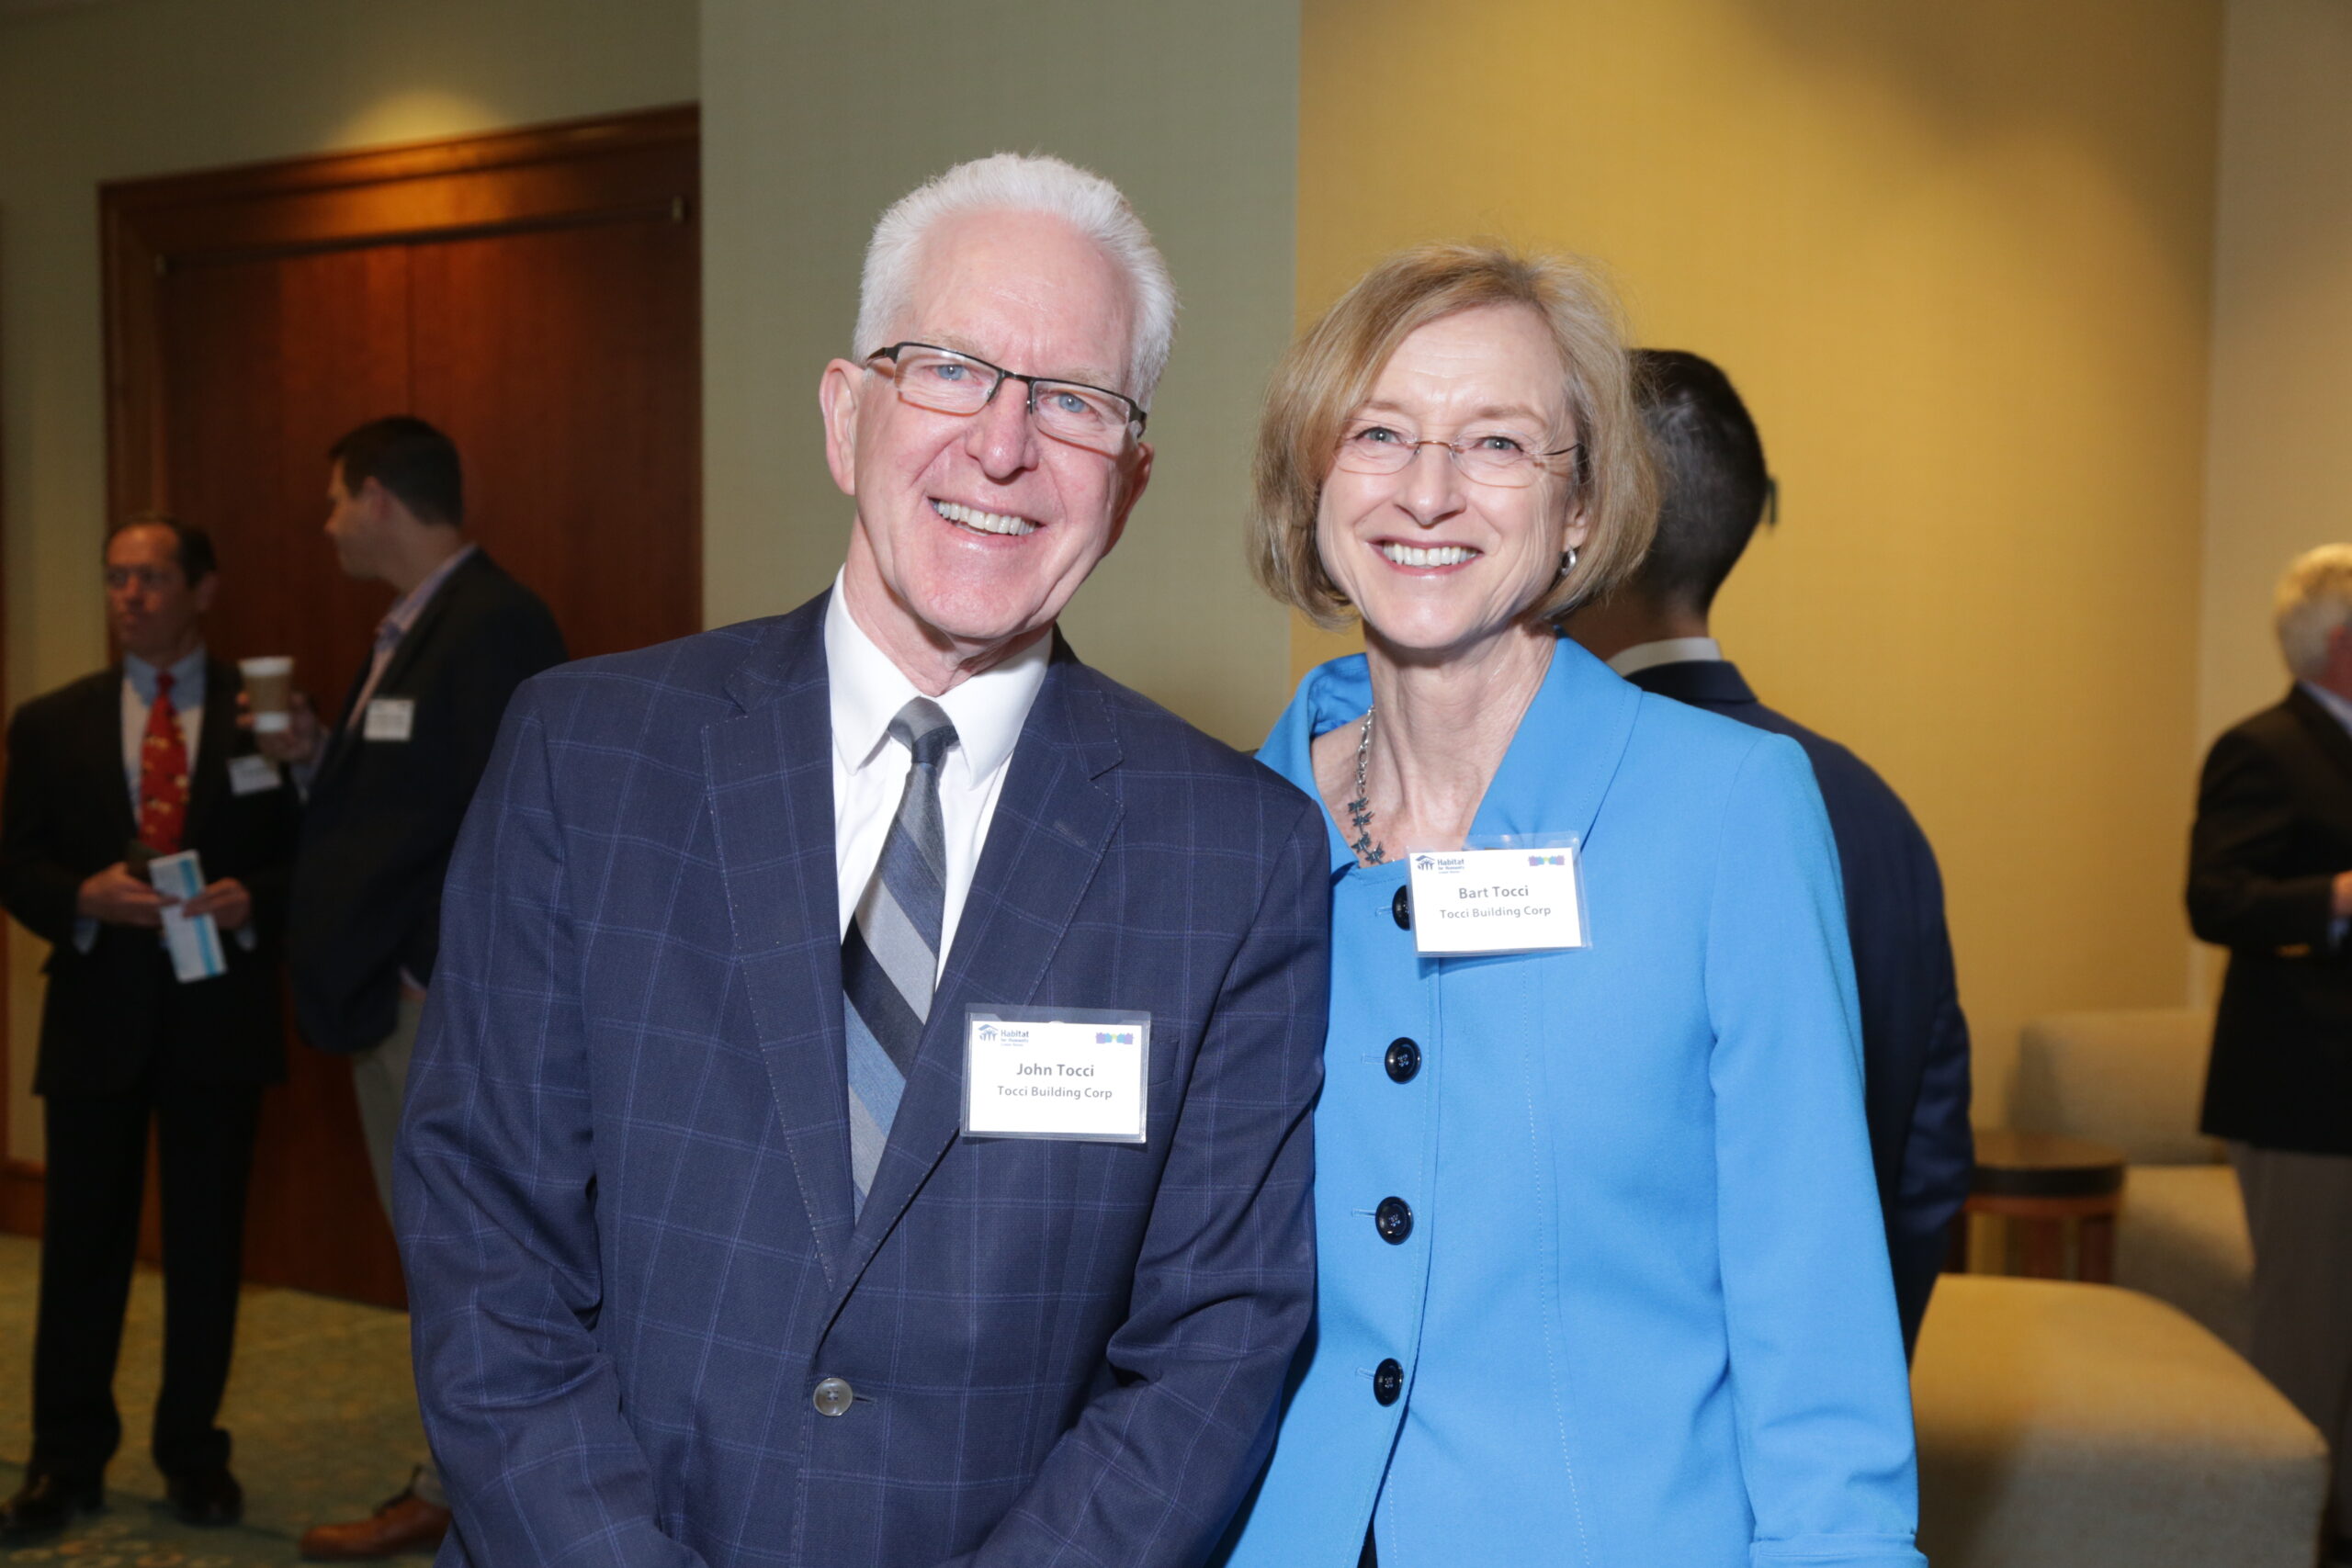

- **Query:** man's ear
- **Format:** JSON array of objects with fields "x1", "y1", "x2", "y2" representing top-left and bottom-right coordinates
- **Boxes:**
[
  {"x1": 820, "y1": 359, "x2": 866, "y2": 498},
  {"x1": 357, "y1": 475, "x2": 398, "y2": 526},
  {"x1": 191, "y1": 571, "x2": 220, "y2": 615},
  {"x1": 1101, "y1": 440, "x2": 1154, "y2": 557}
]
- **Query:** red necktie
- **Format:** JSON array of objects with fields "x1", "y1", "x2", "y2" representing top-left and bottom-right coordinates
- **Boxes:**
[{"x1": 139, "y1": 670, "x2": 190, "y2": 854}]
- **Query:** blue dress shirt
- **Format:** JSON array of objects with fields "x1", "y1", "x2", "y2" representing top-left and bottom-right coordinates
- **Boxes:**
[{"x1": 1217, "y1": 637, "x2": 1924, "y2": 1568}]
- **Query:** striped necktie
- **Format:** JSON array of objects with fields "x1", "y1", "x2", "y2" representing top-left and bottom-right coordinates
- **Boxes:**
[{"x1": 842, "y1": 697, "x2": 958, "y2": 1212}]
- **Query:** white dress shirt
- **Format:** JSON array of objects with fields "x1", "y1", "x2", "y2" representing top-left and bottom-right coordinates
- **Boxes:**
[
  {"x1": 825, "y1": 574, "x2": 1050, "y2": 976},
  {"x1": 1605, "y1": 636, "x2": 1724, "y2": 678}
]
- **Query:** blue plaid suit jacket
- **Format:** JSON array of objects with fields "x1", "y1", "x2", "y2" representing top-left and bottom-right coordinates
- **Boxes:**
[{"x1": 395, "y1": 592, "x2": 1329, "y2": 1567}]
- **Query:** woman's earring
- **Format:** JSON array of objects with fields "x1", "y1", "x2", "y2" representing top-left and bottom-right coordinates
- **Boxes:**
[{"x1": 1558, "y1": 546, "x2": 1579, "y2": 579}]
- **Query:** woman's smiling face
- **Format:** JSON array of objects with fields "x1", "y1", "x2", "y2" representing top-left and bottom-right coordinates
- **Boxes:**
[{"x1": 1316, "y1": 303, "x2": 1589, "y2": 660}]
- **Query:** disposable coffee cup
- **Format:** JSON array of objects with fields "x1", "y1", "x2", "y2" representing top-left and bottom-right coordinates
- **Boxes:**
[{"x1": 240, "y1": 656, "x2": 294, "y2": 733}]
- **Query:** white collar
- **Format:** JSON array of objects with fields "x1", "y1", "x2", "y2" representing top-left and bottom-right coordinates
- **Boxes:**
[
  {"x1": 1606, "y1": 636, "x2": 1724, "y2": 678},
  {"x1": 823, "y1": 570, "x2": 1050, "y2": 784}
]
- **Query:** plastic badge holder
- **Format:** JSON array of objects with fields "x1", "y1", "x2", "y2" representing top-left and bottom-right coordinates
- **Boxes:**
[
  {"x1": 963, "y1": 1006, "x2": 1151, "y2": 1144},
  {"x1": 148, "y1": 848, "x2": 227, "y2": 983},
  {"x1": 1404, "y1": 831, "x2": 1590, "y2": 956}
]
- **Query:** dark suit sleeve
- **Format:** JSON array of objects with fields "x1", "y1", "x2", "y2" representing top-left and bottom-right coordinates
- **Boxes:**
[
  {"x1": 2188, "y1": 726, "x2": 2340, "y2": 953},
  {"x1": 0, "y1": 704, "x2": 89, "y2": 947},
  {"x1": 397, "y1": 684, "x2": 707, "y2": 1568},
  {"x1": 1888, "y1": 910, "x2": 1972, "y2": 1357},
  {"x1": 406, "y1": 604, "x2": 568, "y2": 985},
  {"x1": 948, "y1": 799, "x2": 1329, "y2": 1568}
]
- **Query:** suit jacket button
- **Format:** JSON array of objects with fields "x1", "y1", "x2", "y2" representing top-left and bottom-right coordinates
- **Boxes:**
[
  {"x1": 1373, "y1": 1359, "x2": 1404, "y2": 1405},
  {"x1": 1374, "y1": 1197, "x2": 1414, "y2": 1244},
  {"x1": 1385, "y1": 1038, "x2": 1421, "y2": 1082},
  {"x1": 1392, "y1": 886, "x2": 1411, "y2": 930},
  {"x1": 812, "y1": 1377, "x2": 854, "y2": 1417}
]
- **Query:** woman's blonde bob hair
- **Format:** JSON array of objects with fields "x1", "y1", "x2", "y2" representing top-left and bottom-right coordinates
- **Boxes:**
[{"x1": 1250, "y1": 243, "x2": 1656, "y2": 631}]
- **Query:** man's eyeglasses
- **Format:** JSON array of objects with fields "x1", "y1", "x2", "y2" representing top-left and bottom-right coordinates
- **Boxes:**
[
  {"x1": 865, "y1": 343, "x2": 1147, "y2": 457},
  {"x1": 1333, "y1": 422, "x2": 1581, "y2": 490}
]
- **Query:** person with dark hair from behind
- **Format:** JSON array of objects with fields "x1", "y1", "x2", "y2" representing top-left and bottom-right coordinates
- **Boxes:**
[
  {"x1": 0, "y1": 516, "x2": 298, "y2": 1538},
  {"x1": 249, "y1": 416, "x2": 566, "y2": 1559},
  {"x1": 1566, "y1": 349, "x2": 1973, "y2": 1357}
]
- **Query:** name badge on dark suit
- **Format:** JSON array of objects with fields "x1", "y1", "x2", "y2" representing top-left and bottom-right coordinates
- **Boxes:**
[{"x1": 363, "y1": 697, "x2": 415, "y2": 742}]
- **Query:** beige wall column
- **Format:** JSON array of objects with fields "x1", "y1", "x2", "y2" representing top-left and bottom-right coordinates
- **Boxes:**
[
  {"x1": 698, "y1": 0, "x2": 1300, "y2": 748},
  {"x1": 2199, "y1": 0, "x2": 2352, "y2": 740}
]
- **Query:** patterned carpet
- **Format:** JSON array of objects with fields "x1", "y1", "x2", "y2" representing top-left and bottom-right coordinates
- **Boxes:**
[{"x1": 0, "y1": 1234, "x2": 435, "y2": 1563}]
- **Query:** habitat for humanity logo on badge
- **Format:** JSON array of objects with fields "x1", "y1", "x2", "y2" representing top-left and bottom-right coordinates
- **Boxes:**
[
  {"x1": 1095, "y1": 1031, "x2": 1136, "y2": 1045},
  {"x1": 1413, "y1": 853, "x2": 1468, "y2": 874},
  {"x1": 976, "y1": 1023, "x2": 999, "y2": 1043}
]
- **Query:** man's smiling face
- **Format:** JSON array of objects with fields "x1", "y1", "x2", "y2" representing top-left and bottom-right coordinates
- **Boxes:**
[{"x1": 823, "y1": 207, "x2": 1152, "y2": 687}]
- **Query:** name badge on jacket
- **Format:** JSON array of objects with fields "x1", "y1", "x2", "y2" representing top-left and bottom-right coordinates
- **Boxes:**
[
  {"x1": 227, "y1": 754, "x2": 283, "y2": 795},
  {"x1": 1406, "y1": 840, "x2": 1589, "y2": 956},
  {"x1": 963, "y1": 1008, "x2": 1150, "y2": 1144},
  {"x1": 363, "y1": 697, "x2": 415, "y2": 742}
]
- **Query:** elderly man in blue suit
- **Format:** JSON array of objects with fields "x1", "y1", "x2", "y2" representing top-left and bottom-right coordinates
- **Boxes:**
[
  {"x1": 393, "y1": 153, "x2": 1329, "y2": 1567},
  {"x1": 1568, "y1": 348, "x2": 1973, "y2": 1357}
]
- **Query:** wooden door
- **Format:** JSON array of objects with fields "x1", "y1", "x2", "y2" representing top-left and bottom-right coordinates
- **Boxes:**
[{"x1": 99, "y1": 107, "x2": 700, "y2": 1306}]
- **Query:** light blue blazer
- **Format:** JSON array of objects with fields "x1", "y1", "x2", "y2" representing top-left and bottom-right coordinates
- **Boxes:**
[{"x1": 1219, "y1": 638, "x2": 1925, "y2": 1568}]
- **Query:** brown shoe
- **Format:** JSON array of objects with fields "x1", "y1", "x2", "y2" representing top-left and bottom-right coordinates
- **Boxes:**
[{"x1": 298, "y1": 1486, "x2": 450, "y2": 1561}]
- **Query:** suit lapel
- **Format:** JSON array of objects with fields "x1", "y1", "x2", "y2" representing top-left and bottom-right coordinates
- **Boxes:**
[
  {"x1": 89, "y1": 667, "x2": 139, "y2": 846},
  {"x1": 2286, "y1": 685, "x2": 2352, "y2": 793},
  {"x1": 839, "y1": 640, "x2": 1122, "y2": 1291},
  {"x1": 316, "y1": 552, "x2": 482, "y2": 788},
  {"x1": 183, "y1": 658, "x2": 238, "y2": 839},
  {"x1": 703, "y1": 602, "x2": 859, "y2": 1282},
  {"x1": 368, "y1": 550, "x2": 475, "y2": 700}
]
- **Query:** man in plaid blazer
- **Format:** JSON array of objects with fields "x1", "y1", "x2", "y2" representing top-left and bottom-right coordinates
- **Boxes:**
[{"x1": 395, "y1": 155, "x2": 1329, "y2": 1566}]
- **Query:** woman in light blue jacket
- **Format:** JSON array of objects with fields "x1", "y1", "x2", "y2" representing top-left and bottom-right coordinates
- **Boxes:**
[{"x1": 1216, "y1": 246, "x2": 1924, "y2": 1568}]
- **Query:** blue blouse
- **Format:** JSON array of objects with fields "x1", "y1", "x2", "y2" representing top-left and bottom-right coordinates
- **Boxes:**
[{"x1": 1218, "y1": 639, "x2": 1924, "y2": 1568}]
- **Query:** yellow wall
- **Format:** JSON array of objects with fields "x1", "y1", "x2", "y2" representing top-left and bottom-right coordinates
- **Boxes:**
[
  {"x1": 1297, "y1": 0, "x2": 2224, "y2": 1108},
  {"x1": 2199, "y1": 0, "x2": 2352, "y2": 746},
  {"x1": 0, "y1": 0, "x2": 697, "y2": 1163},
  {"x1": 698, "y1": 0, "x2": 1300, "y2": 749}
]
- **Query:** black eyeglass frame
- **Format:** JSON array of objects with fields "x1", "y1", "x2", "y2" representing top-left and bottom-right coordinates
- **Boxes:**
[{"x1": 864, "y1": 342, "x2": 1148, "y2": 442}]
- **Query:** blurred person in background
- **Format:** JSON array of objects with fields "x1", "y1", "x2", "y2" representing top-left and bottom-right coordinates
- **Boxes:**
[
  {"x1": 1218, "y1": 247, "x2": 1920, "y2": 1568},
  {"x1": 2188, "y1": 542, "x2": 2352, "y2": 1567},
  {"x1": 254, "y1": 417, "x2": 565, "y2": 1560},
  {"x1": 0, "y1": 517, "x2": 296, "y2": 1538},
  {"x1": 1566, "y1": 347, "x2": 1973, "y2": 1357}
]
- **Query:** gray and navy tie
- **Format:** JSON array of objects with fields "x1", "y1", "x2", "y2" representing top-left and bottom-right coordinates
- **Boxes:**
[{"x1": 842, "y1": 698, "x2": 958, "y2": 1212}]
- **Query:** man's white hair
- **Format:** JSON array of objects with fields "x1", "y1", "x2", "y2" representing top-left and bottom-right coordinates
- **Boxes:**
[
  {"x1": 854, "y1": 152, "x2": 1178, "y2": 409},
  {"x1": 2274, "y1": 544, "x2": 2352, "y2": 681}
]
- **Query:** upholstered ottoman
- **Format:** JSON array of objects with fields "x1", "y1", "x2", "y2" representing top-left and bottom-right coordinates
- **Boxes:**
[{"x1": 1914, "y1": 1274, "x2": 2325, "y2": 1568}]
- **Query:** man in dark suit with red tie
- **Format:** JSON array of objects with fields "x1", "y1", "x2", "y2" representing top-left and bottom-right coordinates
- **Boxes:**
[
  {"x1": 0, "y1": 516, "x2": 298, "y2": 1537},
  {"x1": 1567, "y1": 349, "x2": 1973, "y2": 1358},
  {"x1": 2188, "y1": 543, "x2": 2352, "y2": 1563}
]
